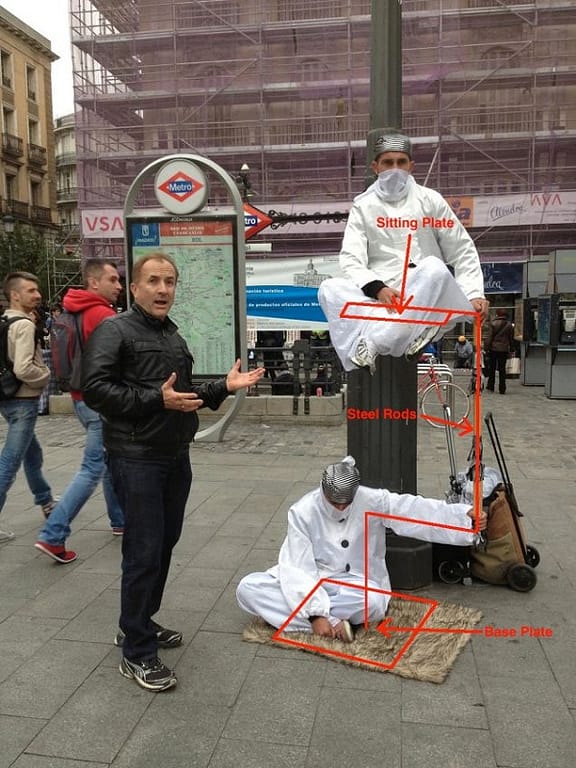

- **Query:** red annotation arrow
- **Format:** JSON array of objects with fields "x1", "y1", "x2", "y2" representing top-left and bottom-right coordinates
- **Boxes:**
[
  {"x1": 376, "y1": 233, "x2": 415, "y2": 314},
  {"x1": 392, "y1": 232, "x2": 415, "y2": 314},
  {"x1": 419, "y1": 414, "x2": 474, "y2": 437},
  {"x1": 377, "y1": 617, "x2": 483, "y2": 639}
]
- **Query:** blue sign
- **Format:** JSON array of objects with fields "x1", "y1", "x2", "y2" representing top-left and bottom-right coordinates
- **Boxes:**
[
  {"x1": 131, "y1": 222, "x2": 160, "y2": 248},
  {"x1": 167, "y1": 180, "x2": 193, "y2": 194},
  {"x1": 246, "y1": 285, "x2": 325, "y2": 323},
  {"x1": 481, "y1": 263, "x2": 523, "y2": 294}
]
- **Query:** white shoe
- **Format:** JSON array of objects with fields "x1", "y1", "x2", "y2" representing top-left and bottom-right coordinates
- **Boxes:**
[
  {"x1": 351, "y1": 338, "x2": 377, "y2": 375},
  {"x1": 335, "y1": 619, "x2": 355, "y2": 643},
  {"x1": 404, "y1": 327, "x2": 438, "y2": 361},
  {"x1": 0, "y1": 528, "x2": 15, "y2": 543}
]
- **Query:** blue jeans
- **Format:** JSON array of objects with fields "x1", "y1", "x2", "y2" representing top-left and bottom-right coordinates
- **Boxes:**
[
  {"x1": 38, "y1": 400, "x2": 124, "y2": 545},
  {"x1": 0, "y1": 399, "x2": 52, "y2": 515},
  {"x1": 108, "y1": 451, "x2": 192, "y2": 661}
]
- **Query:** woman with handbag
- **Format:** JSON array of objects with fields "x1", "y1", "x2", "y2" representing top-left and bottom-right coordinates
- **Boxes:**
[{"x1": 484, "y1": 308, "x2": 515, "y2": 394}]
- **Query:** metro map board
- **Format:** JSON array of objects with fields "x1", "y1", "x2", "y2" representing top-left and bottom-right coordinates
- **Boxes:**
[{"x1": 128, "y1": 218, "x2": 239, "y2": 376}]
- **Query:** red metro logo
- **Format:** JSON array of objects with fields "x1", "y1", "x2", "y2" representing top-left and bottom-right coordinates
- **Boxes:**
[{"x1": 158, "y1": 171, "x2": 204, "y2": 203}]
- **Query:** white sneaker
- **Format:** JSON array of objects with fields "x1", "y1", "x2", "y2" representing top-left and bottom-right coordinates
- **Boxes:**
[
  {"x1": 0, "y1": 528, "x2": 15, "y2": 543},
  {"x1": 351, "y1": 338, "x2": 377, "y2": 375},
  {"x1": 334, "y1": 619, "x2": 355, "y2": 643},
  {"x1": 404, "y1": 327, "x2": 438, "y2": 361}
]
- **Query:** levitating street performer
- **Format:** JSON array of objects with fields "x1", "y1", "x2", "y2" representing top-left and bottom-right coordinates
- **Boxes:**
[
  {"x1": 318, "y1": 132, "x2": 489, "y2": 373},
  {"x1": 237, "y1": 457, "x2": 486, "y2": 643}
]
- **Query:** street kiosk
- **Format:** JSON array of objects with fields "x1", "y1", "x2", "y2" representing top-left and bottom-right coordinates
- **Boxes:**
[
  {"x1": 539, "y1": 250, "x2": 576, "y2": 399},
  {"x1": 520, "y1": 259, "x2": 549, "y2": 386}
]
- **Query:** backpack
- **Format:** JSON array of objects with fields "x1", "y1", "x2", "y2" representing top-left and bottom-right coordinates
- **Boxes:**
[
  {"x1": 50, "y1": 310, "x2": 84, "y2": 392},
  {"x1": 0, "y1": 316, "x2": 29, "y2": 400}
]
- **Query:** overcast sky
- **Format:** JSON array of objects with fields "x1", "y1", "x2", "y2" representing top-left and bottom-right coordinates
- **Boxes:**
[{"x1": 1, "y1": 0, "x2": 74, "y2": 117}]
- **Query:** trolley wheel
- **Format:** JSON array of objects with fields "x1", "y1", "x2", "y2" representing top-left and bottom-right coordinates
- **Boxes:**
[
  {"x1": 438, "y1": 560, "x2": 466, "y2": 585},
  {"x1": 506, "y1": 563, "x2": 537, "y2": 592},
  {"x1": 420, "y1": 381, "x2": 470, "y2": 428},
  {"x1": 525, "y1": 545, "x2": 540, "y2": 568}
]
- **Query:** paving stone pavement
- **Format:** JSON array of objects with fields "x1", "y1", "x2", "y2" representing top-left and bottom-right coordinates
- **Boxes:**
[{"x1": 0, "y1": 378, "x2": 575, "y2": 768}]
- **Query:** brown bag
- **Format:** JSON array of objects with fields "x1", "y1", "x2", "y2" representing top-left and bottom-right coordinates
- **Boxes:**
[{"x1": 470, "y1": 489, "x2": 526, "y2": 584}]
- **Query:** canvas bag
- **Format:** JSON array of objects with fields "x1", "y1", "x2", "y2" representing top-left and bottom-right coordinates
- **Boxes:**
[{"x1": 506, "y1": 356, "x2": 520, "y2": 375}]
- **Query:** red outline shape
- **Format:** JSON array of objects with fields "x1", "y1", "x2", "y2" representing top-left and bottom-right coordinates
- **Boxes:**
[
  {"x1": 378, "y1": 616, "x2": 483, "y2": 638},
  {"x1": 419, "y1": 414, "x2": 474, "y2": 437},
  {"x1": 272, "y1": 578, "x2": 439, "y2": 670},
  {"x1": 158, "y1": 171, "x2": 204, "y2": 202}
]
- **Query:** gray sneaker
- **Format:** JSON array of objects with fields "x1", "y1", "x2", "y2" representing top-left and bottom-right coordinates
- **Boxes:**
[
  {"x1": 351, "y1": 338, "x2": 377, "y2": 375},
  {"x1": 119, "y1": 655, "x2": 177, "y2": 691},
  {"x1": 405, "y1": 327, "x2": 438, "y2": 361},
  {"x1": 114, "y1": 625, "x2": 183, "y2": 649}
]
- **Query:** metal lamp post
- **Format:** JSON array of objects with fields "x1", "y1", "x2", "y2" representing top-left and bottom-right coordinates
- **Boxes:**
[{"x1": 2, "y1": 214, "x2": 15, "y2": 270}]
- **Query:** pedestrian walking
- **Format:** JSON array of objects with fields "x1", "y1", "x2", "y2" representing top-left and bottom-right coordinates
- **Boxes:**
[
  {"x1": 35, "y1": 259, "x2": 125, "y2": 563},
  {"x1": 485, "y1": 309, "x2": 515, "y2": 394},
  {"x1": 0, "y1": 272, "x2": 56, "y2": 542}
]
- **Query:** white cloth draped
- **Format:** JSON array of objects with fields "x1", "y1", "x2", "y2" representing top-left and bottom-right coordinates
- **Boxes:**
[
  {"x1": 319, "y1": 258, "x2": 473, "y2": 370},
  {"x1": 317, "y1": 181, "x2": 484, "y2": 370}
]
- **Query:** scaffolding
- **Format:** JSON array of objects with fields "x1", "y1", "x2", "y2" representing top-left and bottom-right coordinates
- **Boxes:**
[{"x1": 70, "y1": 0, "x2": 576, "y2": 262}]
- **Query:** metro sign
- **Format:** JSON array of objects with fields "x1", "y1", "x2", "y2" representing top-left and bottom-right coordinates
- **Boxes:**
[
  {"x1": 154, "y1": 159, "x2": 208, "y2": 214},
  {"x1": 158, "y1": 171, "x2": 203, "y2": 203},
  {"x1": 243, "y1": 203, "x2": 273, "y2": 240}
]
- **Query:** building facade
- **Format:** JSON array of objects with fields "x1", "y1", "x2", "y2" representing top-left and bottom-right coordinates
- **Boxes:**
[
  {"x1": 0, "y1": 7, "x2": 58, "y2": 234},
  {"x1": 70, "y1": 0, "x2": 576, "y2": 266}
]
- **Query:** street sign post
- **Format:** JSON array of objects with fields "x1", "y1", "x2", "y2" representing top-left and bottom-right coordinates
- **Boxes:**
[{"x1": 123, "y1": 154, "x2": 248, "y2": 441}]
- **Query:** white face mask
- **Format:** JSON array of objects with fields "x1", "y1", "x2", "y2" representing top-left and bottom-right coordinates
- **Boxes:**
[{"x1": 376, "y1": 169, "x2": 412, "y2": 201}]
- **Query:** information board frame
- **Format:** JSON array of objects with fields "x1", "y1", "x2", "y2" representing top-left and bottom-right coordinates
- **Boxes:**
[
  {"x1": 123, "y1": 154, "x2": 248, "y2": 442},
  {"x1": 125, "y1": 213, "x2": 242, "y2": 378}
]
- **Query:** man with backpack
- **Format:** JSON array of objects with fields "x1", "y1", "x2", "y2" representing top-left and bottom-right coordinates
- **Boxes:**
[
  {"x1": 0, "y1": 272, "x2": 56, "y2": 542},
  {"x1": 35, "y1": 259, "x2": 124, "y2": 563}
]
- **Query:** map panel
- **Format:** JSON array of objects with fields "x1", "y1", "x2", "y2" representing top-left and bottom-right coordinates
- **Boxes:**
[{"x1": 131, "y1": 218, "x2": 237, "y2": 376}]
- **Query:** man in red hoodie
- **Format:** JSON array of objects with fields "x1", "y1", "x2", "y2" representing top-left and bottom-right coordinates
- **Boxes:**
[{"x1": 35, "y1": 259, "x2": 124, "y2": 563}]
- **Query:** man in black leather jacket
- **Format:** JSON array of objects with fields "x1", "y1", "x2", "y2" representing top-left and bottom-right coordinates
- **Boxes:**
[{"x1": 82, "y1": 253, "x2": 264, "y2": 692}]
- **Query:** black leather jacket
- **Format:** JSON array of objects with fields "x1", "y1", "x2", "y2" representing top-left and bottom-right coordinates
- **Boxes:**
[{"x1": 82, "y1": 304, "x2": 229, "y2": 457}]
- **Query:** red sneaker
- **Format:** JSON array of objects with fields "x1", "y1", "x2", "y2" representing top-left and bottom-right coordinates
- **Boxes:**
[
  {"x1": 111, "y1": 527, "x2": 124, "y2": 536},
  {"x1": 34, "y1": 541, "x2": 77, "y2": 564}
]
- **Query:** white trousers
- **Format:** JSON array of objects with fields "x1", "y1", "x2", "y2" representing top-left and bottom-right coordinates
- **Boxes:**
[
  {"x1": 236, "y1": 571, "x2": 388, "y2": 632},
  {"x1": 318, "y1": 257, "x2": 473, "y2": 371}
]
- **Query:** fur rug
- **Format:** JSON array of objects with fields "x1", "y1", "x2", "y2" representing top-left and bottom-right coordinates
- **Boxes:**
[{"x1": 243, "y1": 598, "x2": 482, "y2": 684}]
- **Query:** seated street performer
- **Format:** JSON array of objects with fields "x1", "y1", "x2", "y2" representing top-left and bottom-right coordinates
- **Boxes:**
[
  {"x1": 237, "y1": 457, "x2": 486, "y2": 642},
  {"x1": 318, "y1": 132, "x2": 489, "y2": 373}
]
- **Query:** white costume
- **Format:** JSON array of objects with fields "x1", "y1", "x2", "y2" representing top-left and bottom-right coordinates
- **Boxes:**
[
  {"x1": 237, "y1": 485, "x2": 475, "y2": 632},
  {"x1": 318, "y1": 178, "x2": 485, "y2": 369}
]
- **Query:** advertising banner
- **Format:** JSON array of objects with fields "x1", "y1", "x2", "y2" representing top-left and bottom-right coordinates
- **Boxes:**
[
  {"x1": 246, "y1": 255, "x2": 344, "y2": 330},
  {"x1": 447, "y1": 191, "x2": 576, "y2": 229}
]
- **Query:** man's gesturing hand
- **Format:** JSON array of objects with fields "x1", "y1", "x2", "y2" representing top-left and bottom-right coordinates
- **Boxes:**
[
  {"x1": 226, "y1": 359, "x2": 265, "y2": 393},
  {"x1": 161, "y1": 372, "x2": 203, "y2": 412}
]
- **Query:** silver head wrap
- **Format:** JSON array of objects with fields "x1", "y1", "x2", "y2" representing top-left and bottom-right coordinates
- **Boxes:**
[
  {"x1": 321, "y1": 456, "x2": 360, "y2": 505},
  {"x1": 373, "y1": 133, "x2": 412, "y2": 160}
]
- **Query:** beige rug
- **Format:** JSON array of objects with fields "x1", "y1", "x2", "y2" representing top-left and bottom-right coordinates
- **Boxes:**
[{"x1": 243, "y1": 598, "x2": 482, "y2": 684}]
